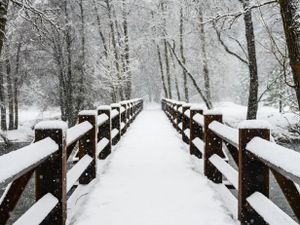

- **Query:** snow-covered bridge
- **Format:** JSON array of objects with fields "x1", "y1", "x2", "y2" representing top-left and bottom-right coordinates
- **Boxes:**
[{"x1": 0, "y1": 98, "x2": 299, "y2": 225}]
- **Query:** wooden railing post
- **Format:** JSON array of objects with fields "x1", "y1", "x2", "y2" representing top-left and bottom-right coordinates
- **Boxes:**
[
  {"x1": 190, "y1": 106, "x2": 203, "y2": 158},
  {"x1": 111, "y1": 104, "x2": 121, "y2": 144},
  {"x1": 97, "y1": 106, "x2": 112, "y2": 159},
  {"x1": 126, "y1": 102, "x2": 131, "y2": 127},
  {"x1": 238, "y1": 121, "x2": 270, "y2": 225},
  {"x1": 120, "y1": 102, "x2": 127, "y2": 134},
  {"x1": 182, "y1": 103, "x2": 191, "y2": 143},
  {"x1": 78, "y1": 110, "x2": 97, "y2": 184},
  {"x1": 175, "y1": 102, "x2": 183, "y2": 131},
  {"x1": 35, "y1": 121, "x2": 68, "y2": 225},
  {"x1": 204, "y1": 111, "x2": 223, "y2": 183}
]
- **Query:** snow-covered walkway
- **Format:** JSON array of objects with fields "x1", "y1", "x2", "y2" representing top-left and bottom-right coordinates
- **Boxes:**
[{"x1": 72, "y1": 104, "x2": 237, "y2": 225}]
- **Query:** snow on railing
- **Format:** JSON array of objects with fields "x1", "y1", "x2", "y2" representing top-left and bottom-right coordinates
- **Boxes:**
[
  {"x1": 111, "y1": 109, "x2": 119, "y2": 119},
  {"x1": 0, "y1": 98, "x2": 144, "y2": 225},
  {"x1": 193, "y1": 113, "x2": 204, "y2": 127},
  {"x1": 67, "y1": 155, "x2": 93, "y2": 192},
  {"x1": 247, "y1": 137, "x2": 300, "y2": 183},
  {"x1": 0, "y1": 138, "x2": 58, "y2": 188},
  {"x1": 247, "y1": 192, "x2": 298, "y2": 225},
  {"x1": 97, "y1": 114, "x2": 109, "y2": 127},
  {"x1": 208, "y1": 121, "x2": 239, "y2": 148},
  {"x1": 161, "y1": 98, "x2": 300, "y2": 225},
  {"x1": 209, "y1": 154, "x2": 238, "y2": 189},
  {"x1": 13, "y1": 193, "x2": 58, "y2": 225},
  {"x1": 67, "y1": 121, "x2": 93, "y2": 146}
]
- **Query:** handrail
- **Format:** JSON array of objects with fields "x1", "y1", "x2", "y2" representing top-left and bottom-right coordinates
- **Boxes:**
[
  {"x1": 161, "y1": 98, "x2": 300, "y2": 225},
  {"x1": 67, "y1": 121, "x2": 93, "y2": 146},
  {"x1": 0, "y1": 138, "x2": 58, "y2": 188},
  {"x1": 247, "y1": 137, "x2": 300, "y2": 184},
  {"x1": 0, "y1": 98, "x2": 143, "y2": 225}
]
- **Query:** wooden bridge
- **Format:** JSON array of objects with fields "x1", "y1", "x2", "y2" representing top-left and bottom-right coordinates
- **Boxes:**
[{"x1": 0, "y1": 98, "x2": 299, "y2": 225}]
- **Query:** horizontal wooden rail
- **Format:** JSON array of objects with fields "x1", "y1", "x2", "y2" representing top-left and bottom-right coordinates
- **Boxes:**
[
  {"x1": 162, "y1": 98, "x2": 300, "y2": 225},
  {"x1": 0, "y1": 98, "x2": 143, "y2": 225}
]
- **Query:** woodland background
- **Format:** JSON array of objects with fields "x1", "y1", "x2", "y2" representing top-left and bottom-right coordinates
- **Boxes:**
[{"x1": 0, "y1": 0, "x2": 299, "y2": 130}]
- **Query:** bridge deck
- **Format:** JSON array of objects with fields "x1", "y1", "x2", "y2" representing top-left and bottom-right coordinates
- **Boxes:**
[{"x1": 71, "y1": 105, "x2": 237, "y2": 225}]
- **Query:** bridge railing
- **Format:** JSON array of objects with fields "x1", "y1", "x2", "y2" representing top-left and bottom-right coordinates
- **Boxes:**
[
  {"x1": 0, "y1": 98, "x2": 143, "y2": 225},
  {"x1": 162, "y1": 98, "x2": 300, "y2": 225}
]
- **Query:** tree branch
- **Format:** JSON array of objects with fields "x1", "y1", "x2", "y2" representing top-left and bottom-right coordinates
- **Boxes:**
[{"x1": 167, "y1": 41, "x2": 213, "y2": 109}]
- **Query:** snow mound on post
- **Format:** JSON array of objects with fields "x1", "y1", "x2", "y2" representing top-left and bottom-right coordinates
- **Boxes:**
[
  {"x1": 182, "y1": 103, "x2": 192, "y2": 108},
  {"x1": 35, "y1": 121, "x2": 68, "y2": 130},
  {"x1": 238, "y1": 120, "x2": 271, "y2": 129},
  {"x1": 190, "y1": 104, "x2": 204, "y2": 111},
  {"x1": 203, "y1": 109, "x2": 222, "y2": 115},
  {"x1": 79, "y1": 110, "x2": 97, "y2": 116},
  {"x1": 97, "y1": 105, "x2": 111, "y2": 111},
  {"x1": 111, "y1": 103, "x2": 121, "y2": 108}
]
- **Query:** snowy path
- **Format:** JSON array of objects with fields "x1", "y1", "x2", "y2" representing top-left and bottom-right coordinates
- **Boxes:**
[{"x1": 72, "y1": 105, "x2": 237, "y2": 225}]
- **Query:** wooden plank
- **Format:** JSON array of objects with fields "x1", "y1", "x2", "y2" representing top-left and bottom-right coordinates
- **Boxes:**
[
  {"x1": 247, "y1": 192, "x2": 298, "y2": 225},
  {"x1": 272, "y1": 169, "x2": 300, "y2": 222},
  {"x1": 0, "y1": 170, "x2": 33, "y2": 224}
]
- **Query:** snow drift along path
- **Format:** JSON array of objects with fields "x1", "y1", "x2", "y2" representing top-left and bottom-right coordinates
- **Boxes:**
[{"x1": 72, "y1": 104, "x2": 236, "y2": 225}]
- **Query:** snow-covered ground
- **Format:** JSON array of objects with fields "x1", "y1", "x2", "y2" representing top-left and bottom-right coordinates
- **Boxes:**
[
  {"x1": 69, "y1": 104, "x2": 237, "y2": 225},
  {"x1": 1, "y1": 102, "x2": 299, "y2": 143},
  {"x1": 0, "y1": 107, "x2": 60, "y2": 142},
  {"x1": 206, "y1": 102, "x2": 299, "y2": 142}
]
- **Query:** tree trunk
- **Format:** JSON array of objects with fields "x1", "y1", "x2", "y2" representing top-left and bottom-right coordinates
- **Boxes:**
[
  {"x1": 242, "y1": 0, "x2": 259, "y2": 119},
  {"x1": 64, "y1": 0, "x2": 75, "y2": 126},
  {"x1": 164, "y1": 40, "x2": 172, "y2": 98},
  {"x1": 199, "y1": 9, "x2": 211, "y2": 102},
  {"x1": 168, "y1": 42, "x2": 213, "y2": 109},
  {"x1": 0, "y1": 61, "x2": 6, "y2": 131},
  {"x1": 76, "y1": 0, "x2": 85, "y2": 112},
  {"x1": 278, "y1": 0, "x2": 300, "y2": 110},
  {"x1": 0, "y1": 0, "x2": 9, "y2": 57},
  {"x1": 157, "y1": 44, "x2": 168, "y2": 98},
  {"x1": 105, "y1": 0, "x2": 124, "y2": 101},
  {"x1": 122, "y1": 0, "x2": 131, "y2": 99},
  {"x1": 180, "y1": 6, "x2": 189, "y2": 102},
  {"x1": 169, "y1": 47, "x2": 181, "y2": 100},
  {"x1": 6, "y1": 58, "x2": 14, "y2": 130},
  {"x1": 161, "y1": 1, "x2": 172, "y2": 99},
  {"x1": 14, "y1": 41, "x2": 22, "y2": 129},
  {"x1": 93, "y1": 0, "x2": 108, "y2": 58}
]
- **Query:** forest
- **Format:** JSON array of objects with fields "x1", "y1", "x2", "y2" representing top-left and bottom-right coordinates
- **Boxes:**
[{"x1": 0, "y1": 0, "x2": 299, "y2": 130}]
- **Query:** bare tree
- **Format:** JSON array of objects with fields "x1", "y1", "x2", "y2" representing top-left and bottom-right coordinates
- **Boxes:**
[
  {"x1": 278, "y1": 0, "x2": 300, "y2": 110},
  {"x1": 179, "y1": 5, "x2": 189, "y2": 102}
]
